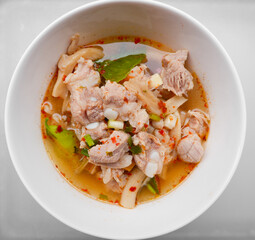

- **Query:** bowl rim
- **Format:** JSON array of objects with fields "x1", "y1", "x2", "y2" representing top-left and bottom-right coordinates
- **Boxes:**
[{"x1": 5, "y1": 0, "x2": 246, "y2": 239}]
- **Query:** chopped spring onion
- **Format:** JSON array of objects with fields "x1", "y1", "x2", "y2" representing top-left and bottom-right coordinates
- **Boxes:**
[
  {"x1": 128, "y1": 136, "x2": 133, "y2": 147},
  {"x1": 84, "y1": 134, "x2": 95, "y2": 147},
  {"x1": 99, "y1": 193, "x2": 108, "y2": 200},
  {"x1": 108, "y1": 120, "x2": 124, "y2": 130},
  {"x1": 81, "y1": 148, "x2": 89, "y2": 157},
  {"x1": 146, "y1": 183, "x2": 157, "y2": 194},
  {"x1": 146, "y1": 177, "x2": 159, "y2": 194},
  {"x1": 149, "y1": 114, "x2": 161, "y2": 121}
]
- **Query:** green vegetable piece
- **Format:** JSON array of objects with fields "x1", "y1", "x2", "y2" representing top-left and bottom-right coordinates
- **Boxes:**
[
  {"x1": 106, "y1": 151, "x2": 113, "y2": 156},
  {"x1": 45, "y1": 118, "x2": 77, "y2": 153},
  {"x1": 146, "y1": 183, "x2": 157, "y2": 194},
  {"x1": 130, "y1": 144, "x2": 142, "y2": 155},
  {"x1": 128, "y1": 136, "x2": 133, "y2": 147},
  {"x1": 127, "y1": 135, "x2": 142, "y2": 154},
  {"x1": 101, "y1": 54, "x2": 146, "y2": 82},
  {"x1": 149, "y1": 113, "x2": 161, "y2": 121},
  {"x1": 147, "y1": 177, "x2": 159, "y2": 194},
  {"x1": 81, "y1": 148, "x2": 89, "y2": 157},
  {"x1": 84, "y1": 134, "x2": 95, "y2": 147},
  {"x1": 124, "y1": 124, "x2": 133, "y2": 133},
  {"x1": 99, "y1": 193, "x2": 108, "y2": 200}
]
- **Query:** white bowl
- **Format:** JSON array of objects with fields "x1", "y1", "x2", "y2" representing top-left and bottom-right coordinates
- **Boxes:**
[{"x1": 5, "y1": 0, "x2": 246, "y2": 239}]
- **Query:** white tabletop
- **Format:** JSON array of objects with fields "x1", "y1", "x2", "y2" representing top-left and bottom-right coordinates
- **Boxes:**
[{"x1": 1, "y1": 0, "x2": 254, "y2": 239}]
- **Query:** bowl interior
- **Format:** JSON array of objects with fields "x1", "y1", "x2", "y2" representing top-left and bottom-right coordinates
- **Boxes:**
[{"x1": 5, "y1": 1, "x2": 246, "y2": 239}]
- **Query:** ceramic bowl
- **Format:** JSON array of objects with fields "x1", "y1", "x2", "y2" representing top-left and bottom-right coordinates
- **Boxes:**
[{"x1": 5, "y1": 0, "x2": 246, "y2": 239}]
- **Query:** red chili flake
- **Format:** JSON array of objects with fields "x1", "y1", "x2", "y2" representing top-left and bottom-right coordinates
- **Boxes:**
[
  {"x1": 118, "y1": 36, "x2": 124, "y2": 40},
  {"x1": 127, "y1": 172, "x2": 132, "y2": 176},
  {"x1": 159, "y1": 129, "x2": 165, "y2": 136},
  {"x1": 111, "y1": 137, "x2": 116, "y2": 143},
  {"x1": 60, "y1": 172, "x2": 65, "y2": 177},
  {"x1": 162, "y1": 139, "x2": 166, "y2": 143},
  {"x1": 123, "y1": 97, "x2": 128, "y2": 103},
  {"x1": 134, "y1": 37, "x2": 141, "y2": 44},
  {"x1": 55, "y1": 165, "x2": 58, "y2": 168},
  {"x1": 100, "y1": 69, "x2": 106, "y2": 75},
  {"x1": 204, "y1": 102, "x2": 208, "y2": 108},
  {"x1": 81, "y1": 137, "x2": 85, "y2": 141},
  {"x1": 109, "y1": 200, "x2": 114, "y2": 203},
  {"x1": 129, "y1": 186, "x2": 136, "y2": 192},
  {"x1": 98, "y1": 177, "x2": 102, "y2": 181},
  {"x1": 158, "y1": 100, "x2": 167, "y2": 113},
  {"x1": 116, "y1": 143, "x2": 120, "y2": 146},
  {"x1": 144, "y1": 123, "x2": 148, "y2": 128},
  {"x1": 114, "y1": 200, "x2": 119, "y2": 204},
  {"x1": 41, "y1": 109, "x2": 46, "y2": 114},
  {"x1": 81, "y1": 188, "x2": 89, "y2": 193},
  {"x1": 143, "y1": 104, "x2": 148, "y2": 108},
  {"x1": 62, "y1": 75, "x2": 66, "y2": 81},
  {"x1": 56, "y1": 125, "x2": 63, "y2": 133}
]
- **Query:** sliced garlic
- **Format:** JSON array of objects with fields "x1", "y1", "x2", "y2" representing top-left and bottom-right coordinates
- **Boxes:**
[
  {"x1": 164, "y1": 114, "x2": 177, "y2": 130},
  {"x1": 151, "y1": 119, "x2": 164, "y2": 129},
  {"x1": 86, "y1": 122, "x2": 99, "y2": 129},
  {"x1": 145, "y1": 162, "x2": 158, "y2": 178},
  {"x1": 148, "y1": 73, "x2": 163, "y2": 89}
]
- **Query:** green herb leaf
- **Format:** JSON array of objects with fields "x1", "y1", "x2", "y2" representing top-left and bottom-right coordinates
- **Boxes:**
[
  {"x1": 84, "y1": 134, "x2": 95, "y2": 148},
  {"x1": 130, "y1": 145, "x2": 142, "y2": 155},
  {"x1": 98, "y1": 54, "x2": 146, "y2": 82},
  {"x1": 99, "y1": 193, "x2": 108, "y2": 200},
  {"x1": 81, "y1": 148, "x2": 89, "y2": 157},
  {"x1": 106, "y1": 151, "x2": 113, "y2": 156},
  {"x1": 45, "y1": 118, "x2": 77, "y2": 153},
  {"x1": 124, "y1": 122, "x2": 134, "y2": 133},
  {"x1": 149, "y1": 113, "x2": 161, "y2": 121},
  {"x1": 147, "y1": 177, "x2": 159, "y2": 194},
  {"x1": 127, "y1": 135, "x2": 142, "y2": 154},
  {"x1": 128, "y1": 136, "x2": 133, "y2": 147}
]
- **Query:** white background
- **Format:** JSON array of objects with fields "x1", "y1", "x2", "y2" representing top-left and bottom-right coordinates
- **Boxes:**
[{"x1": 0, "y1": 0, "x2": 254, "y2": 239}]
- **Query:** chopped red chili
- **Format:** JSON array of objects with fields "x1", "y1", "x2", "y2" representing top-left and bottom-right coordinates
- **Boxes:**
[
  {"x1": 144, "y1": 123, "x2": 148, "y2": 128},
  {"x1": 159, "y1": 129, "x2": 165, "y2": 136},
  {"x1": 56, "y1": 125, "x2": 63, "y2": 133},
  {"x1": 111, "y1": 137, "x2": 116, "y2": 143},
  {"x1": 158, "y1": 100, "x2": 167, "y2": 113},
  {"x1": 134, "y1": 37, "x2": 141, "y2": 44},
  {"x1": 123, "y1": 97, "x2": 128, "y2": 103},
  {"x1": 129, "y1": 186, "x2": 136, "y2": 192}
]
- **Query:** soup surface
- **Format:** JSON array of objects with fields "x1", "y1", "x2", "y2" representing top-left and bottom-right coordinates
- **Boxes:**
[{"x1": 41, "y1": 35, "x2": 209, "y2": 208}]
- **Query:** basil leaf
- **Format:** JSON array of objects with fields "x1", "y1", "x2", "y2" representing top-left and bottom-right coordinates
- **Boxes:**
[
  {"x1": 130, "y1": 145, "x2": 142, "y2": 155},
  {"x1": 99, "y1": 54, "x2": 146, "y2": 82},
  {"x1": 45, "y1": 118, "x2": 77, "y2": 153}
]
